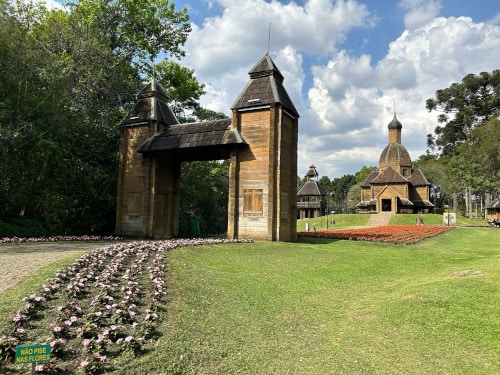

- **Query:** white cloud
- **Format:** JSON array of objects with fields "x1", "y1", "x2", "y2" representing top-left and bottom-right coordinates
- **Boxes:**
[
  {"x1": 305, "y1": 13, "x2": 500, "y2": 177},
  {"x1": 185, "y1": 0, "x2": 372, "y2": 74},
  {"x1": 180, "y1": 0, "x2": 500, "y2": 178},
  {"x1": 184, "y1": 0, "x2": 373, "y2": 115},
  {"x1": 399, "y1": 0, "x2": 442, "y2": 29}
]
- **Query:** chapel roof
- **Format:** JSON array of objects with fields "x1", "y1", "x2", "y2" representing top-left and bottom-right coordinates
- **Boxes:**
[
  {"x1": 360, "y1": 170, "x2": 379, "y2": 187},
  {"x1": 409, "y1": 169, "x2": 430, "y2": 186},
  {"x1": 371, "y1": 165, "x2": 409, "y2": 184},
  {"x1": 379, "y1": 142, "x2": 412, "y2": 170},
  {"x1": 231, "y1": 53, "x2": 299, "y2": 118}
]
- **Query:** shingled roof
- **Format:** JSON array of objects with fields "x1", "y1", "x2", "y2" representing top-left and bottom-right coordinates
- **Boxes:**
[
  {"x1": 371, "y1": 166, "x2": 409, "y2": 184},
  {"x1": 297, "y1": 180, "x2": 325, "y2": 196},
  {"x1": 231, "y1": 53, "x2": 299, "y2": 118},
  {"x1": 136, "y1": 119, "x2": 247, "y2": 159},
  {"x1": 409, "y1": 169, "x2": 430, "y2": 186},
  {"x1": 486, "y1": 198, "x2": 500, "y2": 209},
  {"x1": 121, "y1": 78, "x2": 178, "y2": 127},
  {"x1": 360, "y1": 170, "x2": 379, "y2": 187}
]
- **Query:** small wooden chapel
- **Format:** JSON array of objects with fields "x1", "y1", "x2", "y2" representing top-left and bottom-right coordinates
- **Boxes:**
[
  {"x1": 115, "y1": 53, "x2": 299, "y2": 241},
  {"x1": 357, "y1": 114, "x2": 434, "y2": 214}
]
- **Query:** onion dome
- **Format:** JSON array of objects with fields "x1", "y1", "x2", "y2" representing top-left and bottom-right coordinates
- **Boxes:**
[{"x1": 388, "y1": 114, "x2": 402, "y2": 130}]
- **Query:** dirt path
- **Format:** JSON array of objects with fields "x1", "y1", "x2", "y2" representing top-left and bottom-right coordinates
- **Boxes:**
[{"x1": 0, "y1": 242, "x2": 114, "y2": 295}]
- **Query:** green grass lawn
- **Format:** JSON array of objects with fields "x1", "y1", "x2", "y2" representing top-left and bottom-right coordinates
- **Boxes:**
[
  {"x1": 297, "y1": 213, "x2": 490, "y2": 230},
  {"x1": 1, "y1": 228, "x2": 498, "y2": 374},
  {"x1": 297, "y1": 213, "x2": 371, "y2": 230},
  {"x1": 117, "y1": 228, "x2": 499, "y2": 374}
]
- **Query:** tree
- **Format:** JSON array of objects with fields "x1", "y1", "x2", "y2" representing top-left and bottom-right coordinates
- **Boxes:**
[
  {"x1": 193, "y1": 107, "x2": 229, "y2": 122},
  {"x1": 331, "y1": 174, "x2": 357, "y2": 213},
  {"x1": 426, "y1": 70, "x2": 500, "y2": 157},
  {"x1": 179, "y1": 160, "x2": 229, "y2": 236},
  {"x1": 154, "y1": 60, "x2": 206, "y2": 121},
  {"x1": 355, "y1": 165, "x2": 377, "y2": 185},
  {"x1": 0, "y1": 0, "x2": 194, "y2": 234},
  {"x1": 456, "y1": 114, "x2": 500, "y2": 200},
  {"x1": 67, "y1": 0, "x2": 191, "y2": 73},
  {"x1": 414, "y1": 154, "x2": 451, "y2": 210},
  {"x1": 425, "y1": 70, "x2": 500, "y2": 216}
]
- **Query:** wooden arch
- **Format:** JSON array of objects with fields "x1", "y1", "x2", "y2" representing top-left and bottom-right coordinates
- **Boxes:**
[{"x1": 115, "y1": 54, "x2": 299, "y2": 241}]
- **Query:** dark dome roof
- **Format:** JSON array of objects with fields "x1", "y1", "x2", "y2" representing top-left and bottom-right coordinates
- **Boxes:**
[
  {"x1": 388, "y1": 114, "x2": 402, "y2": 130},
  {"x1": 379, "y1": 142, "x2": 411, "y2": 170}
]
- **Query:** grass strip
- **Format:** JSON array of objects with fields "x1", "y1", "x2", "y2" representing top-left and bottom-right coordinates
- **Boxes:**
[{"x1": 117, "y1": 228, "x2": 499, "y2": 374}]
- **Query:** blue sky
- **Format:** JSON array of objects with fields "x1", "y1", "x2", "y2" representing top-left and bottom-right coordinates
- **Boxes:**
[{"x1": 52, "y1": 0, "x2": 500, "y2": 179}]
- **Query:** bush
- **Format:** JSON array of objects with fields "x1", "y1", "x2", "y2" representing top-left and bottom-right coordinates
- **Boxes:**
[{"x1": 0, "y1": 218, "x2": 54, "y2": 238}]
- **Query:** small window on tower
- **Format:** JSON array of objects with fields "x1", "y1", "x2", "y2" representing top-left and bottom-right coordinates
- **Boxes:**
[{"x1": 243, "y1": 189, "x2": 263, "y2": 216}]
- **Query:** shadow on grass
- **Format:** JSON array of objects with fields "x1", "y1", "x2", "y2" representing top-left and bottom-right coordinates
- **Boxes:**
[{"x1": 296, "y1": 236, "x2": 341, "y2": 244}]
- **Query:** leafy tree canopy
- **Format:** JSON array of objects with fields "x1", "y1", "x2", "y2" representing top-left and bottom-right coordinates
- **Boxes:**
[
  {"x1": 426, "y1": 70, "x2": 500, "y2": 157},
  {"x1": 424, "y1": 70, "x2": 500, "y2": 213},
  {"x1": 355, "y1": 165, "x2": 377, "y2": 185},
  {"x1": 0, "y1": 0, "x2": 199, "y2": 235}
]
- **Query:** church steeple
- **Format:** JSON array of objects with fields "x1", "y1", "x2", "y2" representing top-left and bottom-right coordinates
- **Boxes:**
[{"x1": 379, "y1": 114, "x2": 411, "y2": 174}]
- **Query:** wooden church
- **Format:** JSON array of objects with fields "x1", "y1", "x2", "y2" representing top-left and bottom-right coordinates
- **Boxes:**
[
  {"x1": 357, "y1": 114, "x2": 433, "y2": 214},
  {"x1": 115, "y1": 53, "x2": 299, "y2": 241}
]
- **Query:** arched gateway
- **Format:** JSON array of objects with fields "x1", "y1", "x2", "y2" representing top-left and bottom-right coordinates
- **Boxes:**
[{"x1": 116, "y1": 54, "x2": 299, "y2": 241}]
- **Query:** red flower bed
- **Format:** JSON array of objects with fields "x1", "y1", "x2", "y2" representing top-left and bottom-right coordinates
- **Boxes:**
[{"x1": 298, "y1": 225, "x2": 454, "y2": 244}]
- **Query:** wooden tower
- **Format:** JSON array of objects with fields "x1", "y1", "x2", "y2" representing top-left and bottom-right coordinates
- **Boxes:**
[
  {"x1": 228, "y1": 53, "x2": 299, "y2": 241},
  {"x1": 115, "y1": 79, "x2": 181, "y2": 238}
]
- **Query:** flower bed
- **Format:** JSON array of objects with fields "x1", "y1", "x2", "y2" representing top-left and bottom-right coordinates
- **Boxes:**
[
  {"x1": 298, "y1": 225, "x2": 454, "y2": 244},
  {"x1": 0, "y1": 238, "x2": 252, "y2": 374}
]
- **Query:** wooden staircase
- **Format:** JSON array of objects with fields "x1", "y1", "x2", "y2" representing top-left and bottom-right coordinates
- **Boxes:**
[{"x1": 367, "y1": 212, "x2": 393, "y2": 226}]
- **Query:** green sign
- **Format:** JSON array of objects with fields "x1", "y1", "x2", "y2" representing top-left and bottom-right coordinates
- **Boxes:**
[{"x1": 15, "y1": 344, "x2": 51, "y2": 364}]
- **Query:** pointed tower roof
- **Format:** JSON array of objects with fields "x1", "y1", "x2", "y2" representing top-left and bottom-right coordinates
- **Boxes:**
[
  {"x1": 231, "y1": 53, "x2": 299, "y2": 118},
  {"x1": 121, "y1": 78, "x2": 178, "y2": 127}
]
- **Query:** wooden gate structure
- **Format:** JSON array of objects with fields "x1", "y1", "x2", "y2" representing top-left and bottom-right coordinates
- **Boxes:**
[{"x1": 115, "y1": 54, "x2": 299, "y2": 241}]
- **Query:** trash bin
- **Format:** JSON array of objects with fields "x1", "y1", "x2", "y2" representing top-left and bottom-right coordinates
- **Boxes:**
[{"x1": 189, "y1": 218, "x2": 200, "y2": 237}]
